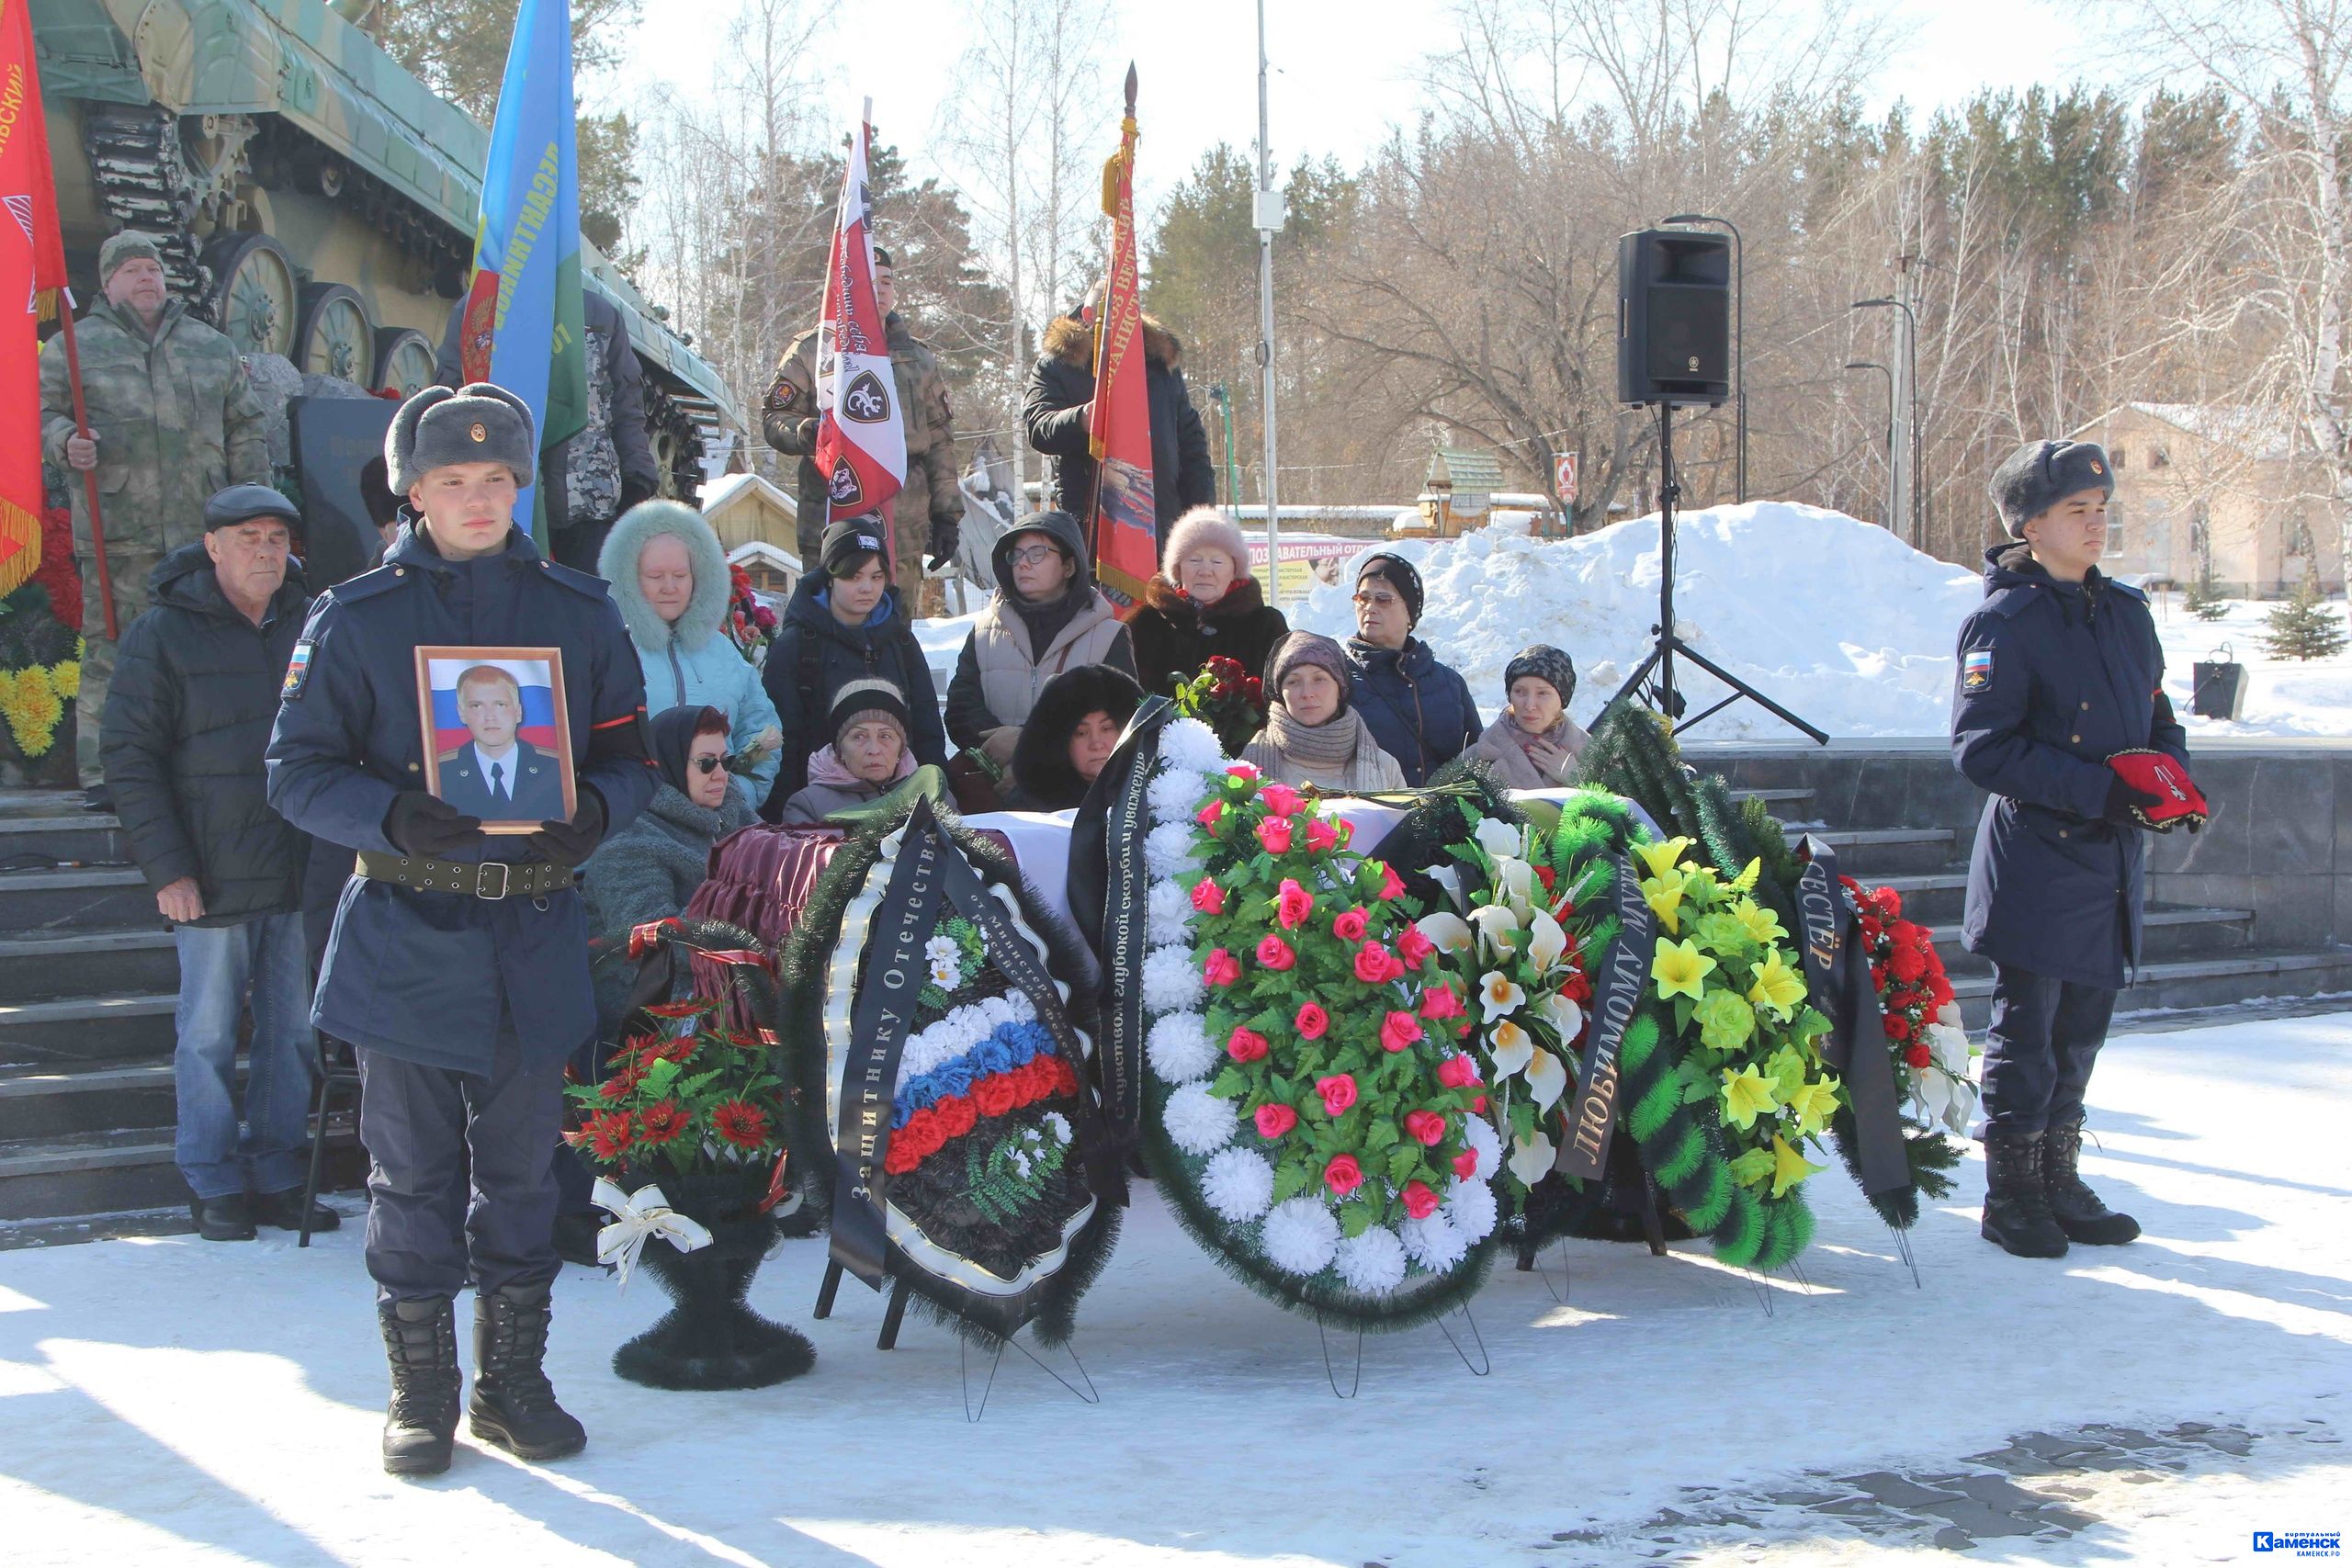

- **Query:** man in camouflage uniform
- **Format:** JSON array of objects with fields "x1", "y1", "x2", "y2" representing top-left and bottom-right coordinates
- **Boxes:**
[
  {"x1": 433, "y1": 289, "x2": 662, "y2": 574},
  {"x1": 762, "y1": 247, "x2": 961, "y2": 601},
  {"x1": 40, "y1": 231, "x2": 270, "y2": 792}
]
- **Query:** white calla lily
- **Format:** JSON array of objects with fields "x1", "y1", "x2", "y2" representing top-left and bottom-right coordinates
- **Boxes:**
[
  {"x1": 1478, "y1": 968, "x2": 1526, "y2": 1023},
  {"x1": 1528, "y1": 909, "x2": 1568, "y2": 971},
  {"x1": 1417, "y1": 910, "x2": 1475, "y2": 953},
  {"x1": 1472, "y1": 816, "x2": 1524, "y2": 863},
  {"x1": 1523, "y1": 1047, "x2": 1569, "y2": 1111},
  {"x1": 1487, "y1": 1018, "x2": 1536, "y2": 1077},
  {"x1": 1508, "y1": 1129, "x2": 1557, "y2": 1188},
  {"x1": 1494, "y1": 856, "x2": 1536, "y2": 915},
  {"x1": 1467, "y1": 903, "x2": 1522, "y2": 957},
  {"x1": 1539, "y1": 992, "x2": 1585, "y2": 1045}
]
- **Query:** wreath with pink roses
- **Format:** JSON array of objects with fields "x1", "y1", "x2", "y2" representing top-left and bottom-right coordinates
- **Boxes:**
[{"x1": 1134, "y1": 718, "x2": 1500, "y2": 1328}]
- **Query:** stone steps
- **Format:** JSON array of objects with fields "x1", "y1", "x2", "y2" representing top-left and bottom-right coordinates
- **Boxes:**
[
  {"x1": 0, "y1": 993, "x2": 179, "y2": 1069},
  {"x1": 1948, "y1": 947, "x2": 2352, "y2": 1032},
  {"x1": 0, "y1": 1126, "x2": 187, "y2": 1224},
  {"x1": 1928, "y1": 906, "x2": 2257, "y2": 972},
  {"x1": 0, "y1": 928, "x2": 180, "y2": 1003}
]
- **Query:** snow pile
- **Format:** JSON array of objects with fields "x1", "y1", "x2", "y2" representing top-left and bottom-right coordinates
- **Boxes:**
[
  {"x1": 2142, "y1": 593, "x2": 2352, "y2": 740},
  {"x1": 1288, "y1": 502, "x2": 1983, "y2": 740}
]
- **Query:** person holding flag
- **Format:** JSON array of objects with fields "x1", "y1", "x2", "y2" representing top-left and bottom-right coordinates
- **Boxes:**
[{"x1": 1024, "y1": 69, "x2": 1215, "y2": 608}]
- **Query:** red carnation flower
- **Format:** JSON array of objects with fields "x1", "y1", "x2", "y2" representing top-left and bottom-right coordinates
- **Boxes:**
[
  {"x1": 1904, "y1": 1043, "x2": 1932, "y2": 1070},
  {"x1": 974, "y1": 1075, "x2": 1020, "y2": 1118},
  {"x1": 937, "y1": 1096, "x2": 979, "y2": 1138},
  {"x1": 712, "y1": 1099, "x2": 771, "y2": 1150},
  {"x1": 1888, "y1": 942, "x2": 1928, "y2": 984}
]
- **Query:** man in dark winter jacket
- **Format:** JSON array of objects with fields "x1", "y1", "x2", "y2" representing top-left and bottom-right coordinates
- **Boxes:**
[
  {"x1": 760, "y1": 514, "x2": 947, "y2": 813},
  {"x1": 267, "y1": 383, "x2": 656, "y2": 1477},
  {"x1": 1341, "y1": 553, "x2": 1482, "y2": 787},
  {"x1": 1023, "y1": 308, "x2": 1216, "y2": 549},
  {"x1": 435, "y1": 289, "x2": 662, "y2": 572},
  {"x1": 102, "y1": 483, "x2": 331, "y2": 1244},
  {"x1": 1953, "y1": 438, "x2": 2192, "y2": 1261}
]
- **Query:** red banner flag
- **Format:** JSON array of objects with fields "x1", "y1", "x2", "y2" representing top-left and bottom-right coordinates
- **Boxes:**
[
  {"x1": 1087, "y1": 67, "x2": 1155, "y2": 615},
  {"x1": 0, "y1": 0, "x2": 72, "y2": 597},
  {"x1": 813, "y1": 102, "x2": 907, "y2": 560}
]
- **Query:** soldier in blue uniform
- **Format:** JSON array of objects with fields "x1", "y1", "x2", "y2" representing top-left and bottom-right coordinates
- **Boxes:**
[
  {"x1": 267, "y1": 384, "x2": 656, "y2": 1475},
  {"x1": 1951, "y1": 439, "x2": 2189, "y2": 1259}
]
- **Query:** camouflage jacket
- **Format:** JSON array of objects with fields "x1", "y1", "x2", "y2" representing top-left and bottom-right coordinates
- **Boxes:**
[
  {"x1": 40, "y1": 297, "x2": 270, "y2": 556},
  {"x1": 761, "y1": 312, "x2": 960, "y2": 561}
]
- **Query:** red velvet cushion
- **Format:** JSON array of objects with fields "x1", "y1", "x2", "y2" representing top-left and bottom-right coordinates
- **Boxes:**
[{"x1": 2107, "y1": 749, "x2": 2211, "y2": 831}]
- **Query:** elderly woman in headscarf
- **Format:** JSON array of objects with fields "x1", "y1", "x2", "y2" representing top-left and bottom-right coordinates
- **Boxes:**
[
  {"x1": 776, "y1": 679, "x2": 921, "y2": 824},
  {"x1": 1240, "y1": 631, "x2": 1407, "y2": 793},
  {"x1": 1469, "y1": 644, "x2": 1591, "y2": 788}
]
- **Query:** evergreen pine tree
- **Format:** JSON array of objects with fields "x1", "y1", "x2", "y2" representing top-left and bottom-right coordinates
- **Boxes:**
[
  {"x1": 2183, "y1": 556, "x2": 2230, "y2": 621},
  {"x1": 2261, "y1": 570, "x2": 2350, "y2": 660}
]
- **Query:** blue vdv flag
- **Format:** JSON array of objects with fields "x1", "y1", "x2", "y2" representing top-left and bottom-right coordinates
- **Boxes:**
[{"x1": 453, "y1": 0, "x2": 588, "y2": 547}]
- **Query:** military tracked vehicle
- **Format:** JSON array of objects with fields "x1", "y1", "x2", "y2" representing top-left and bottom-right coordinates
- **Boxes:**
[{"x1": 32, "y1": 0, "x2": 738, "y2": 493}]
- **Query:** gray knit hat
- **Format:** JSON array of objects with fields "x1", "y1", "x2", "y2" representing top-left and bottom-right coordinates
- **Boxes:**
[
  {"x1": 829, "y1": 677, "x2": 911, "y2": 748},
  {"x1": 1504, "y1": 645, "x2": 1576, "y2": 708},
  {"x1": 1990, "y1": 440, "x2": 2112, "y2": 538},
  {"x1": 385, "y1": 383, "x2": 537, "y2": 494},
  {"x1": 97, "y1": 231, "x2": 164, "y2": 287},
  {"x1": 1265, "y1": 631, "x2": 1352, "y2": 713},
  {"x1": 1162, "y1": 507, "x2": 1252, "y2": 581}
]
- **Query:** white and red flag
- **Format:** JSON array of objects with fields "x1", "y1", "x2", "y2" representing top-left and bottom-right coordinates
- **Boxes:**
[{"x1": 813, "y1": 101, "x2": 907, "y2": 557}]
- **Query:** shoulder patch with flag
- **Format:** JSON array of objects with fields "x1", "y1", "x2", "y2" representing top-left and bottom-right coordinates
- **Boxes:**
[
  {"x1": 284, "y1": 640, "x2": 314, "y2": 700},
  {"x1": 1962, "y1": 649, "x2": 1992, "y2": 689}
]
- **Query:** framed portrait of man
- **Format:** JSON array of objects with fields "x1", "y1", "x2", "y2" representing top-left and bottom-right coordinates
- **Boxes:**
[{"x1": 414, "y1": 648, "x2": 577, "y2": 833}]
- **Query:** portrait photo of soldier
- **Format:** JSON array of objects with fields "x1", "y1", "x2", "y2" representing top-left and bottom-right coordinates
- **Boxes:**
[{"x1": 419, "y1": 655, "x2": 573, "y2": 828}]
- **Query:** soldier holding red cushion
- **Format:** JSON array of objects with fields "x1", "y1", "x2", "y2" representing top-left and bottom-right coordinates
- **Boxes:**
[{"x1": 1951, "y1": 439, "x2": 2200, "y2": 1260}]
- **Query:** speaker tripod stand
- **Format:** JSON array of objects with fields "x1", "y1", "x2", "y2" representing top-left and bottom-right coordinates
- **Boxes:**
[{"x1": 1597, "y1": 402, "x2": 1828, "y2": 744}]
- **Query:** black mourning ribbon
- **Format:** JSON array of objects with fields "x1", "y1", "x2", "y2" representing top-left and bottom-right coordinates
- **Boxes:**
[
  {"x1": 1794, "y1": 835, "x2": 1911, "y2": 1197},
  {"x1": 1556, "y1": 852, "x2": 1655, "y2": 1181},
  {"x1": 1068, "y1": 694, "x2": 1174, "y2": 1159}
]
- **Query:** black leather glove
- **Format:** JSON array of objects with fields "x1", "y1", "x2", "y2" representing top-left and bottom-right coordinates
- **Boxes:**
[
  {"x1": 618, "y1": 477, "x2": 657, "y2": 513},
  {"x1": 384, "y1": 792, "x2": 484, "y2": 858},
  {"x1": 529, "y1": 786, "x2": 607, "y2": 866},
  {"x1": 929, "y1": 516, "x2": 961, "y2": 563},
  {"x1": 2100, "y1": 774, "x2": 2162, "y2": 828}
]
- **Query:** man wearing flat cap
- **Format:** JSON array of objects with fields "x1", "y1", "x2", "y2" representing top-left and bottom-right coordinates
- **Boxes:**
[
  {"x1": 40, "y1": 231, "x2": 269, "y2": 796},
  {"x1": 267, "y1": 383, "x2": 656, "y2": 1478},
  {"x1": 102, "y1": 482, "x2": 326, "y2": 1245},
  {"x1": 1951, "y1": 437, "x2": 2195, "y2": 1262}
]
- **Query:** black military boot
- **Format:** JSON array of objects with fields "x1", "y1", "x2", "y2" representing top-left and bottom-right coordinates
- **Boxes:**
[
  {"x1": 379, "y1": 1297, "x2": 461, "y2": 1476},
  {"x1": 469, "y1": 1282, "x2": 587, "y2": 1462},
  {"x1": 1981, "y1": 1126, "x2": 2068, "y2": 1258},
  {"x1": 2043, "y1": 1118, "x2": 2141, "y2": 1246}
]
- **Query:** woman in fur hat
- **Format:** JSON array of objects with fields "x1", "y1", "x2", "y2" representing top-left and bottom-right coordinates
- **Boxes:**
[
  {"x1": 599, "y1": 500, "x2": 782, "y2": 807},
  {"x1": 1240, "y1": 632, "x2": 1407, "y2": 792},
  {"x1": 777, "y1": 679, "x2": 920, "y2": 824},
  {"x1": 1469, "y1": 644, "x2": 1591, "y2": 787},
  {"x1": 1003, "y1": 665, "x2": 1144, "y2": 811},
  {"x1": 1127, "y1": 506, "x2": 1289, "y2": 699}
]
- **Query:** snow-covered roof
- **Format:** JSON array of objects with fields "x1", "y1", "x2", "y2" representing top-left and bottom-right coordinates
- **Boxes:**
[
  {"x1": 702, "y1": 471, "x2": 796, "y2": 514},
  {"x1": 728, "y1": 539, "x2": 802, "y2": 573}
]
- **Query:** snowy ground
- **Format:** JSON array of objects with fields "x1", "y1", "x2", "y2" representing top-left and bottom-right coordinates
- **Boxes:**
[{"x1": 3, "y1": 1010, "x2": 2347, "y2": 1566}]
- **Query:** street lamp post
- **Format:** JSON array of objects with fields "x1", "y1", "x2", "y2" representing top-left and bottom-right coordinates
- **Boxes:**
[
  {"x1": 1852, "y1": 296, "x2": 1920, "y2": 549},
  {"x1": 1665, "y1": 211, "x2": 1744, "y2": 503},
  {"x1": 1845, "y1": 360, "x2": 1894, "y2": 529}
]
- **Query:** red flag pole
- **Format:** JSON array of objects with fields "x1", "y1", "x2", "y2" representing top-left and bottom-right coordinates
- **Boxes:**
[{"x1": 51, "y1": 294, "x2": 116, "y2": 640}]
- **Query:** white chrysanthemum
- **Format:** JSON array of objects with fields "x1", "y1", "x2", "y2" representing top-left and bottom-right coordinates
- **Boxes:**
[
  {"x1": 1260, "y1": 1196, "x2": 1340, "y2": 1276},
  {"x1": 1148, "y1": 879, "x2": 1195, "y2": 944},
  {"x1": 1400, "y1": 1211, "x2": 1469, "y2": 1271},
  {"x1": 1200, "y1": 1146, "x2": 1275, "y2": 1222},
  {"x1": 1463, "y1": 1113, "x2": 1502, "y2": 1180},
  {"x1": 1333, "y1": 1224, "x2": 1409, "y2": 1296},
  {"x1": 1148, "y1": 763, "x2": 1216, "y2": 823},
  {"x1": 1163, "y1": 1080, "x2": 1237, "y2": 1156},
  {"x1": 1042, "y1": 1111, "x2": 1072, "y2": 1143},
  {"x1": 1443, "y1": 1175, "x2": 1498, "y2": 1242},
  {"x1": 1141, "y1": 946, "x2": 1205, "y2": 1013},
  {"x1": 1146, "y1": 1010, "x2": 1217, "y2": 1085},
  {"x1": 1159, "y1": 718, "x2": 1227, "y2": 774},
  {"x1": 1146, "y1": 819, "x2": 1200, "y2": 877}
]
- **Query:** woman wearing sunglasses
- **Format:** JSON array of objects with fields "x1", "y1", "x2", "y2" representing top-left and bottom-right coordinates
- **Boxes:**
[{"x1": 943, "y1": 509, "x2": 1136, "y2": 774}]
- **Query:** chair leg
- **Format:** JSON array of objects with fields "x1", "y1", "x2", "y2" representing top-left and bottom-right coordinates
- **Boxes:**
[{"x1": 298, "y1": 1067, "x2": 334, "y2": 1249}]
